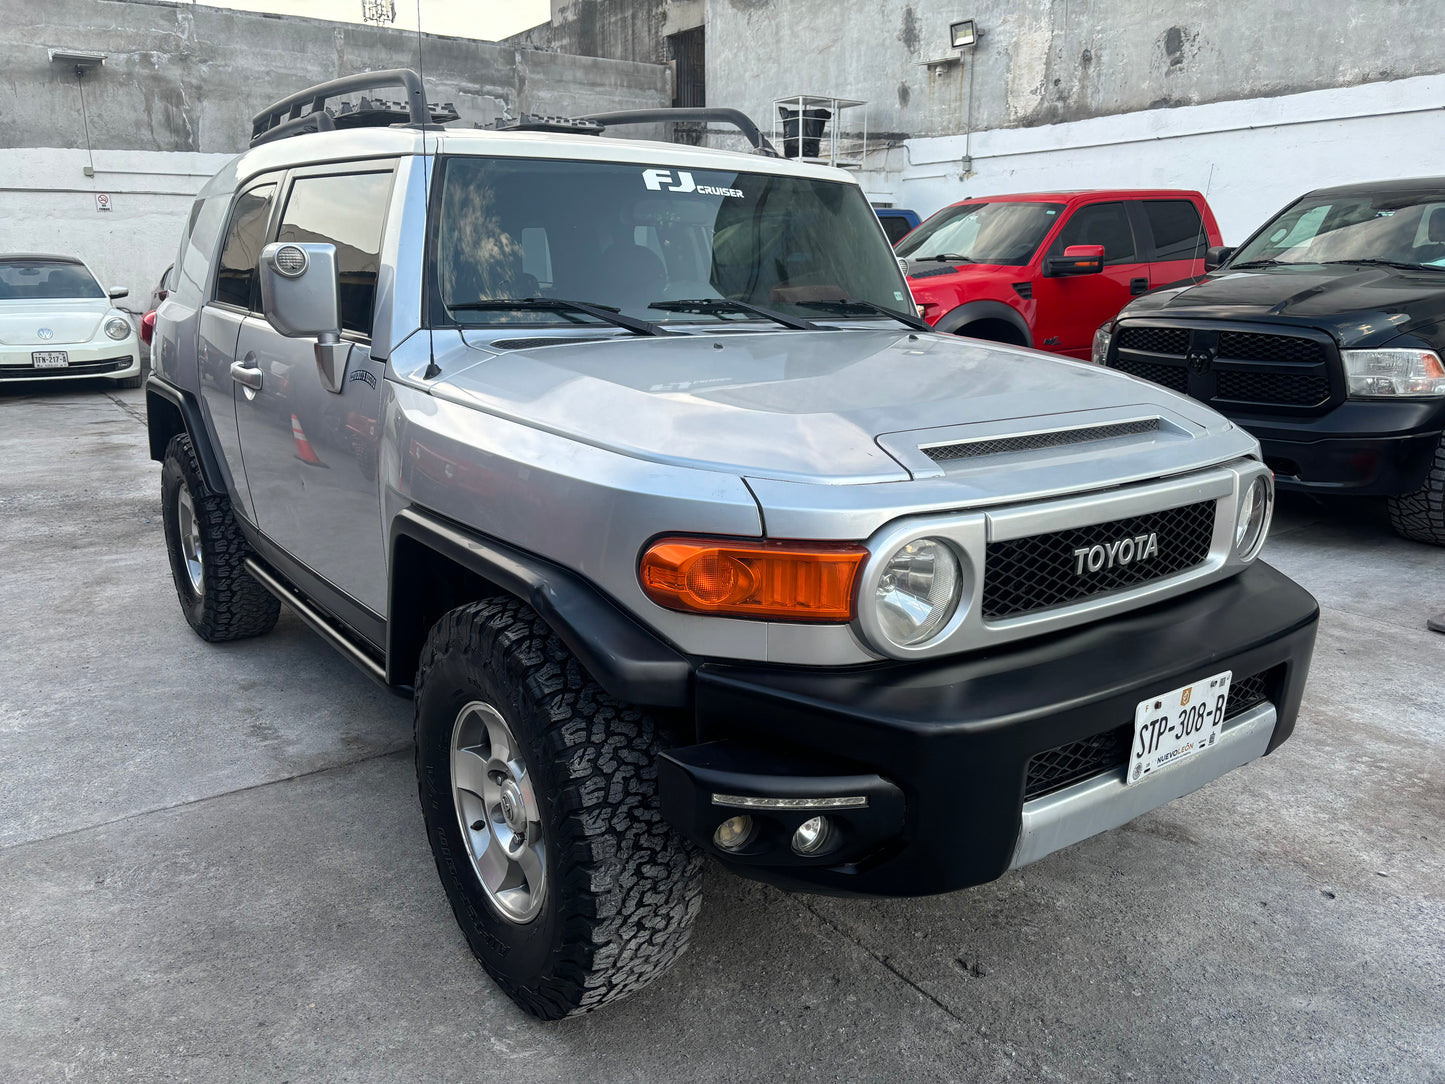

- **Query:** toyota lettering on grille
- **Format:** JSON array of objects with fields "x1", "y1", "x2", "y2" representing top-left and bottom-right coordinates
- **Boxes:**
[{"x1": 1073, "y1": 532, "x2": 1160, "y2": 575}]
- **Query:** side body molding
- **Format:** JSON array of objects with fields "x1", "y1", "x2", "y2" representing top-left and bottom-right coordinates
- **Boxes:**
[{"x1": 387, "y1": 508, "x2": 693, "y2": 708}]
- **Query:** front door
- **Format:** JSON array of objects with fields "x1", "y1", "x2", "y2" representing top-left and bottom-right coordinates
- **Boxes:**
[
  {"x1": 233, "y1": 166, "x2": 395, "y2": 615},
  {"x1": 1034, "y1": 201, "x2": 1149, "y2": 359}
]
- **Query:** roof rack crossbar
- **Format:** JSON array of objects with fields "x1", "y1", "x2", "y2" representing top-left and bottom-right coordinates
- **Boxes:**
[
  {"x1": 578, "y1": 108, "x2": 780, "y2": 157},
  {"x1": 250, "y1": 68, "x2": 430, "y2": 146}
]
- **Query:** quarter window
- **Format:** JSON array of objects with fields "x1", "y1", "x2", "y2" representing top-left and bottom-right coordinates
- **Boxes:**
[
  {"x1": 1053, "y1": 202, "x2": 1136, "y2": 264},
  {"x1": 1143, "y1": 200, "x2": 1206, "y2": 262},
  {"x1": 214, "y1": 184, "x2": 275, "y2": 310},
  {"x1": 277, "y1": 171, "x2": 393, "y2": 336}
]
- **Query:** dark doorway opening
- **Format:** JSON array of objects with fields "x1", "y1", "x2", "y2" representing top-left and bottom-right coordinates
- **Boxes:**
[{"x1": 668, "y1": 26, "x2": 705, "y2": 145}]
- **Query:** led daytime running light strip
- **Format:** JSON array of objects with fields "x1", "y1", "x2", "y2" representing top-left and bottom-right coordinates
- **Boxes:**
[{"x1": 711, "y1": 794, "x2": 869, "y2": 810}]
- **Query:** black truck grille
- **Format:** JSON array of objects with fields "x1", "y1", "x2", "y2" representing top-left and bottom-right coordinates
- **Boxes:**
[
  {"x1": 1109, "y1": 324, "x2": 1336, "y2": 409},
  {"x1": 1023, "y1": 665, "x2": 1283, "y2": 800},
  {"x1": 982, "y1": 501, "x2": 1216, "y2": 619}
]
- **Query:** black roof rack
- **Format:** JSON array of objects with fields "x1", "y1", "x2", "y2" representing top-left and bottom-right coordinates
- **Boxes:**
[
  {"x1": 579, "y1": 108, "x2": 780, "y2": 157},
  {"x1": 249, "y1": 68, "x2": 456, "y2": 147},
  {"x1": 488, "y1": 114, "x2": 606, "y2": 136}
]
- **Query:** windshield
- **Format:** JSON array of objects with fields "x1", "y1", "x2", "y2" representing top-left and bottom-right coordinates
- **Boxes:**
[
  {"x1": 431, "y1": 156, "x2": 913, "y2": 326},
  {"x1": 1231, "y1": 191, "x2": 1445, "y2": 270},
  {"x1": 0, "y1": 259, "x2": 104, "y2": 300},
  {"x1": 895, "y1": 201, "x2": 1064, "y2": 264}
]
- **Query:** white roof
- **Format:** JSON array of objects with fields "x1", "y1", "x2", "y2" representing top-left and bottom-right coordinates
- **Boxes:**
[{"x1": 219, "y1": 124, "x2": 857, "y2": 193}]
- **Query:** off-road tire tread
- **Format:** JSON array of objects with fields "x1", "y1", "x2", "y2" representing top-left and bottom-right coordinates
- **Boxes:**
[
  {"x1": 161, "y1": 433, "x2": 281, "y2": 641},
  {"x1": 1386, "y1": 433, "x2": 1445, "y2": 546},
  {"x1": 414, "y1": 597, "x2": 703, "y2": 1020}
]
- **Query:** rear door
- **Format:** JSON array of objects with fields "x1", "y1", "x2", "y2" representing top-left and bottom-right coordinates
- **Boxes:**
[
  {"x1": 197, "y1": 179, "x2": 279, "y2": 522},
  {"x1": 1033, "y1": 200, "x2": 1149, "y2": 358},
  {"x1": 232, "y1": 164, "x2": 395, "y2": 615},
  {"x1": 1137, "y1": 198, "x2": 1209, "y2": 289}
]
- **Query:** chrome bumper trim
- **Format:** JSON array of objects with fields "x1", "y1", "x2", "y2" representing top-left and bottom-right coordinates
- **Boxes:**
[{"x1": 1009, "y1": 702, "x2": 1277, "y2": 870}]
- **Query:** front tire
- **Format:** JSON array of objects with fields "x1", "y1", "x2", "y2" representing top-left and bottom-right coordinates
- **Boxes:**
[
  {"x1": 160, "y1": 433, "x2": 281, "y2": 640},
  {"x1": 414, "y1": 598, "x2": 703, "y2": 1019},
  {"x1": 1386, "y1": 433, "x2": 1445, "y2": 545}
]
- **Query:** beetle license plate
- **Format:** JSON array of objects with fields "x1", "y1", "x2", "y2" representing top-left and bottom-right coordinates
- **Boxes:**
[
  {"x1": 32, "y1": 351, "x2": 69, "y2": 368},
  {"x1": 1127, "y1": 670, "x2": 1232, "y2": 785}
]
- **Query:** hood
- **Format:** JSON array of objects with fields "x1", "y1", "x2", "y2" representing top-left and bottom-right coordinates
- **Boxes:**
[
  {"x1": 429, "y1": 328, "x2": 1231, "y2": 484},
  {"x1": 1123, "y1": 265, "x2": 1445, "y2": 346},
  {"x1": 0, "y1": 299, "x2": 110, "y2": 346}
]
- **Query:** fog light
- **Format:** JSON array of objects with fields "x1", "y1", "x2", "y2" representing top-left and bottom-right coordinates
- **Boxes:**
[
  {"x1": 792, "y1": 816, "x2": 831, "y2": 855},
  {"x1": 713, "y1": 815, "x2": 753, "y2": 851}
]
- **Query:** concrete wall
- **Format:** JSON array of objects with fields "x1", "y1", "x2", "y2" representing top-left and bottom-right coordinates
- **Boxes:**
[
  {"x1": 888, "y1": 73, "x2": 1445, "y2": 243},
  {"x1": 0, "y1": 0, "x2": 670, "y2": 303}
]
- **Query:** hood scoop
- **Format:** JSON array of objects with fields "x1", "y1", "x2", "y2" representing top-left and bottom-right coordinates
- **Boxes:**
[{"x1": 922, "y1": 417, "x2": 1161, "y2": 462}]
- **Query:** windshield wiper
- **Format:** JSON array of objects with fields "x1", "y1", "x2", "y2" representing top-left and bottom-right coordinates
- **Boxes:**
[
  {"x1": 1229, "y1": 259, "x2": 1298, "y2": 270},
  {"x1": 445, "y1": 297, "x2": 672, "y2": 336},
  {"x1": 648, "y1": 298, "x2": 823, "y2": 331},
  {"x1": 795, "y1": 297, "x2": 931, "y2": 331},
  {"x1": 910, "y1": 254, "x2": 975, "y2": 263},
  {"x1": 1319, "y1": 258, "x2": 1442, "y2": 273}
]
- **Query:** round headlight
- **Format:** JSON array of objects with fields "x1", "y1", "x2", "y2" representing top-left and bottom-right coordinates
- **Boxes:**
[
  {"x1": 104, "y1": 315, "x2": 132, "y2": 341},
  {"x1": 1235, "y1": 475, "x2": 1273, "y2": 560},
  {"x1": 874, "y1": 537, "x2": 961, "y2": 647}
]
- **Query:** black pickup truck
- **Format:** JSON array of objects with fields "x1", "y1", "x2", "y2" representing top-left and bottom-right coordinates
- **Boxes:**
[{"x1": 1095, "y1": 178, "x2": 1445, "y2": 545}]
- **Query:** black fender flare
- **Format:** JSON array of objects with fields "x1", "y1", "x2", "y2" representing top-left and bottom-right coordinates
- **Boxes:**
[
  {"x1": 932, "y1": 300, "x2": 1033, "y2": 347},
  {"x1": 145, "y1": 375, "x2": 227, "y2": 494},
  {"x1": 387, "y1": 507, "x2": 693, "y2": 708}
]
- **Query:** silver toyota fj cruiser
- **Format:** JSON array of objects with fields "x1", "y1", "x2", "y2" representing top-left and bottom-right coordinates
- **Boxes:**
[{"x1": 145, "y1": 71, "x2": 1318, "y2": 1019}]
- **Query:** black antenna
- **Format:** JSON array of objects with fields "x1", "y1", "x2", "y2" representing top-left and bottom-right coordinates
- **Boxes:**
[{"x1": 416, "y1": 0, "x2": 441, "y2": 380}]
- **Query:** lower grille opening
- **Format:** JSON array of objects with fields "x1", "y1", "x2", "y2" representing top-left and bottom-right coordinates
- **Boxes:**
[{"x1": 1022, "y1": 664, "x2": 1284, "y2": 802}]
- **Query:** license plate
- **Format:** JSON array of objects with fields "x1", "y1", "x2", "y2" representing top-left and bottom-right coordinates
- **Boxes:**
[
  {"x1": 1128, "y1": 670, "x2": 1232, "y2": 785},
  {"x1": 32, "y1": 351, "x2": 68, "y2": 368}
]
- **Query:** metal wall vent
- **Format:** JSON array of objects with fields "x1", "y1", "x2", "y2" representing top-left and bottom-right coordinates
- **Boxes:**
[{"x1": 923, "y1": 418, "x2": 1161, "y2": 462}]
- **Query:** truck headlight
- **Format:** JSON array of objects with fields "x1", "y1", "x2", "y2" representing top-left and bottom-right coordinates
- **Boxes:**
[
  {"x1": 1235, "y1": 474, "x2": 1273, "y2": 560},
  {"x1": 1342, "y1": 348, "x2": 1445, "y2": 398},
  {"x1": 874, "y1": 537, "x2": 961, "y2": 646},
  {"x1": 104, "y1": 315, "x2": 132, "y2": 341},
  {"x1": 1090, "y1": 323, "x2": 1113, "y2": 366}
]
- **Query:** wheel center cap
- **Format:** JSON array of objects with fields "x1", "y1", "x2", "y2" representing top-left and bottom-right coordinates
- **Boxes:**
[{"x1": 498, "y1": 779, "x2": 526, "y2": 832}]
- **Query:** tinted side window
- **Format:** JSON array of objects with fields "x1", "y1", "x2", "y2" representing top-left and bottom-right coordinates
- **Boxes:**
[
  {"x1": 277, "y1": 171, "x2": 393, "y2": 336},
  {"x1": 879, "y1": 214, "x2": 913, "y2": 246},
  {"x1": 1143, "y1": 200, "x2": 1205, "y2": 261},
  {"x1": 1054, "y1": 202, "x2": 1136, "y2": 264},
  {"x1": 214, "y1": 185, "x2": 275, "y2": 309}
]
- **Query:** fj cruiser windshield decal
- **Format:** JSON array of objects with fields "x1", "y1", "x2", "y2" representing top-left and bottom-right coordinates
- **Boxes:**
[{"x1": 642, "y1": 169, "x2": 744, "y2": 199}]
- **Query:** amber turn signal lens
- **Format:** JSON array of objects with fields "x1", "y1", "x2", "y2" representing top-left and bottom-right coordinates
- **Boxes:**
[{"x1": 639, "y1": 537, "x2": 868, "y2": 622}]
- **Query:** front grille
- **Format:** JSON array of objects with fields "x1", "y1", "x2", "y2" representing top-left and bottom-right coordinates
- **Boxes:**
[
  {"x1": 1111, "y1": 357, "x2": 1189, "y2": 392},
  {"x1": 1022, "y1": 665, "x2": 1284, "y2": 800},
  {"x1": 1215, "y1": 369, "x2": 1330, "y2": 406},
  {"x1": 0, "y1": 356, "x2": 132, "y2": 378},
  {"x1": 1117, "y1": 326, "x2": 1189, "y2": 355},
  {"x1": 924, "y1": 418, "x2": 1160, "y2": 462},
  {"x1": 1217, "y1": 332, "x2": 1325, "y2": 365},
  {"x1": 982, "y1": 500, "x2": 1216, "y2": 620}
]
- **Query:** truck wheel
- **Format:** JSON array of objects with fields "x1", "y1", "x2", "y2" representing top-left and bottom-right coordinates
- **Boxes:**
[
  {"x1": 413, "y1": 597, "x2": 703, "y2": 1019},
  {"x1": 160, "y1": 433, "x2": 281, "y2": 640},
  {"x1": 1386, "y1": 434, "x2": 1445, "y2": 545}
]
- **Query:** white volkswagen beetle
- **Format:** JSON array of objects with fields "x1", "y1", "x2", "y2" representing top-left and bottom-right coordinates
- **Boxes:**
[{"x1": 0, "y1": 254, "x2": 142, "y2": 388}]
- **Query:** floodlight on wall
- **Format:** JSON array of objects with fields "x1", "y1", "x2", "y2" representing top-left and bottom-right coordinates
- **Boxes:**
[
  {"x1": 949, "y1": 20, "x2": 979, "y2": 49},
  {"x1": 49, "y1": 49, "x2": 106, "y2": 176},
  {"x1": 49, "y1": 49, "x2": 106, "y2": 77}
]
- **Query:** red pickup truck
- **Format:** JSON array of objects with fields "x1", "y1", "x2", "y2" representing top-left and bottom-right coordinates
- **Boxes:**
[{"x1": 899, "y1": 189, "x2": 1223, "y2": 359}]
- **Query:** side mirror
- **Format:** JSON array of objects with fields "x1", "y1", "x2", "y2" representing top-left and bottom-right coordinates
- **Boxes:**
[
  {"x1": 108, "y1": 286, "x2": 129, "y2": 299},
  {"x1": 1204, "y1": 245, "x2": 1234, "y2": 271},
  {"x1": 1044, "y1": 244, "x2": 1104, "y2": 277},
  {"x1": 258, "y1": 242, "x2": 351, "y2": 394}
]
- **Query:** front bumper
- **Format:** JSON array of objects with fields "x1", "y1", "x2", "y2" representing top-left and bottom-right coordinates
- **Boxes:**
[
  {"x1": 1243, "y1": 399, "x2": 1445, "y2": 496},
  {"x1": 0, "y1": 339, "x2": 140, "y2": 382},
  {"x1": 660, "y1": 561, "x2": 1317, "y2": 897}
]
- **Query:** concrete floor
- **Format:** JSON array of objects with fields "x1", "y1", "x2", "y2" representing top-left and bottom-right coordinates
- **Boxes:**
[{"x1": 2, "y1": 382, "x2": 1442, "y2": 1082}]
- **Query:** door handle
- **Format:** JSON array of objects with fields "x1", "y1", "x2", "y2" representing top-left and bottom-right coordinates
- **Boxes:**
[
  {"x1": 1130, "y1": 277, "x2": 1150, "y2": 295},
  {"x1": 230, "y1": 359, "x2": 263, "y2": 391}
]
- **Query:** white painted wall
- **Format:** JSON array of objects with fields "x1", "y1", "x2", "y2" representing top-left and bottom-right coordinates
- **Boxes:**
[
  {"x1": 0, "y1": 148, "x2": 232, "y2": 310},
  {"x1": 866, "y1": 73, "x2": 1445, "y2": 243}
]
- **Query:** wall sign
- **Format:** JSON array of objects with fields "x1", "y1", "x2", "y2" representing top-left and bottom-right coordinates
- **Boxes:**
[{"x1": 95, "y1": 193, "x2": 112, "y2": 212}]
